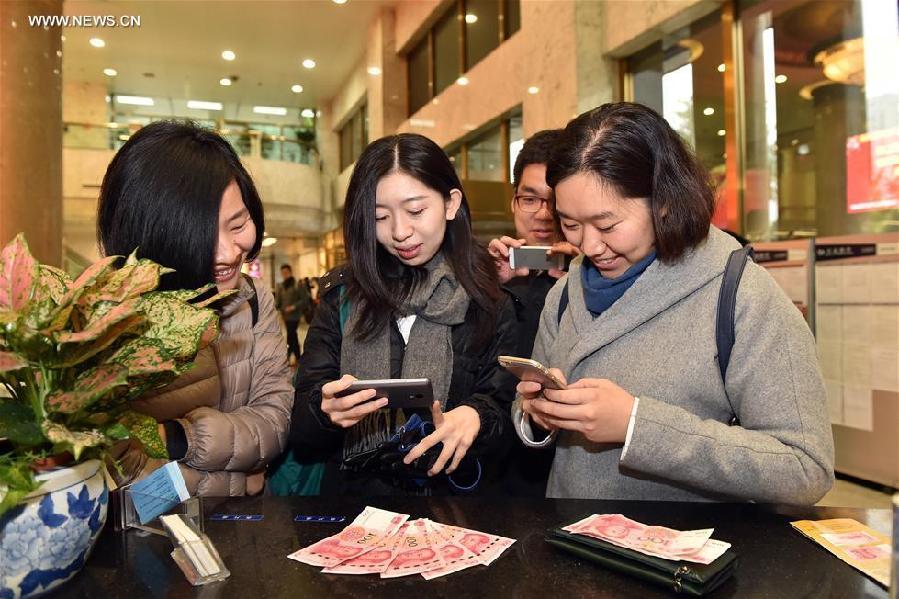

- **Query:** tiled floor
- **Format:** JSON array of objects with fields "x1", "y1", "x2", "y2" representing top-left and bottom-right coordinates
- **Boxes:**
[{"x1": 816, "y1": 478, "x2": 895, "y2": 509}]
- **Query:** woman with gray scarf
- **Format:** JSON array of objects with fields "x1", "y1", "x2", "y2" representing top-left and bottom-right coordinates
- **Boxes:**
[{"x1": 289, "y1": 134, "x2": 518, "y2": 496}]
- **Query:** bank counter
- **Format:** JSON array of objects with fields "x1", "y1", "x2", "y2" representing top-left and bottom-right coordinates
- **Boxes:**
[{"x1": 60, "y1": 496, "x2": 889, "y2": 598}]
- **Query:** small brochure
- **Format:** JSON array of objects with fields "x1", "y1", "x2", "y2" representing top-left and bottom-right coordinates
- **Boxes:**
[
  {"x1": 129, "y1": 461, "x2": 191, "y2": 524},
  {"x1": 791, "y1": 518, "x2": 891, "y2": 586}
]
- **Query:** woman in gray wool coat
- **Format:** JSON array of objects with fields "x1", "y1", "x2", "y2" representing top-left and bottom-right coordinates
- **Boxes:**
[{"x1": 513, "y1": 103, "x2": 834, "y2": 505}]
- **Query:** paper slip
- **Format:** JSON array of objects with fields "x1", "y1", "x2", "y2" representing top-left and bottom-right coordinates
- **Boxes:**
[
  {"x1": 791, "y1": 518, "x2": 891, "y2": 586},
  {"x1": 129, "y1": 461, "x2": 190, "y2": 524}
]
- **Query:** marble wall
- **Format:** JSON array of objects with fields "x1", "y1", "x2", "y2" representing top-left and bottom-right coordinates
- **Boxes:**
[{"x1": 603, "y1": 0, "x2": 720, "y2": 56}]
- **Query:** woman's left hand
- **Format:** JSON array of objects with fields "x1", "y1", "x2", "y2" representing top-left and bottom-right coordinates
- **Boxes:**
[
  {"x1": 525, "y1": 378, "x2": 635, "y2": 443},
  {"x1": 403, "y1": 401, "x2": 481, "y2": 476}
]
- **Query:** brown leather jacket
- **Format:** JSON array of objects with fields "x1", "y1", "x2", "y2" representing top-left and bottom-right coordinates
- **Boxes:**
[{"x1": 128, "y1": 276, "x2": 293, "y2": 496}]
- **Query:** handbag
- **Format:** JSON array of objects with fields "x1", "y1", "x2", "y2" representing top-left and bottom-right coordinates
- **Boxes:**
[
  {"x1": 341, "y1": 413, "x2": 482, "y2": 493},
  {"x1": 545, "y1": 523, "x2": 738, "y2": 596}
]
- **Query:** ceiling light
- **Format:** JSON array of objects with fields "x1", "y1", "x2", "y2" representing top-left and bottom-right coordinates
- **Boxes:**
[
  {"x1": 221, "y1": 50, "x2": 236, "y2": 61},
  {"x1": 103, "y1": 68, "x2": 117, "y2": 77},
  {"x1": 815, "y1": 38, "x2": 865, "y2": 85},
  {"x1": 465, "y1": 13, "x2": 478, "y2": 24},
  {"x1": 61, "y1": 35, "x2": 66, "y2": 42},
  {"x1": 332, "y1": 0, "x2": 348, "y2": 4},
  {"x1": 300, "y1": 108, "x2": 315, "y2": 118},
  {"x1": 291, "y1": 84, "x2": 304, "y2": 93},
  {"x1": 367, "y1": 66, "x2": 382, "y2": 76},
  {"x1": 219, "y1": 77, "x2": 232, "y2": 86},
  {"x1": 105, "y1": 95, "x2": 111, "y2": 103},
  {"x1": 527, "y1": 86, "x2": 539, "y2": 95},
  {"x1": 717, "y1": 129, "x2": 726, "y2": 137},
  {"x1": 254, "y1": 106, "x2": 288, "y2": 116},
  {"x1": 187, "y1": 100, "x2": 223, "y2": 110},
  {"x1": 116, "y1": 95, "x2": 154, "y2": 106},
  {"x1": 717, "y1": 63, "x2": 725, "y2": 73},
  {"x1": 261, "y1": 237, "x2": 278, "y2": 248},
  {"x1": 774, "y1": 74, "x2": 787, "y2": 84},
  {"x1": 302, "y1": 58, "x2": 316, "y2": 69},
  {"x1": 456, "y1": 76, "x2": 469, "y2": 86},
  {"x1": 703, "y1": 107, "x2": 715, "y2": 116},
  {"x1": 89, "y1": 37, "x2": 105, "y2": 48}
]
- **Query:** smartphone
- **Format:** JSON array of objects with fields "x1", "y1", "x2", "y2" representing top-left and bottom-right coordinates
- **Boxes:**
[
  {"x1": 333, "y1": 378, "x2": 434, "y2": 409},
  {"x1": 497, "y1": 356, "x2": 567, "y2": 390},
  {"x1": 509, "y1": 246, "x2": 566, "y2": 271}
]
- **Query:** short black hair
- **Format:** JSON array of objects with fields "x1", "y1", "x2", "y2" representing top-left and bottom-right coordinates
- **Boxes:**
[
  {"x1": 512, "y1": 129, "x2": 564, "y2": 190},
  {"x1": 97, "y1": 120, "x2": 264, "y2": 290},
  {"x1": 343, "y1": 133, "x2": 500, "y2": 342},
  {"x1": 547, "y1": 103, "x2": 714, "y2": 262},
  {"x1": 280, "y1": 264, "x2": 293, "y2": 271}
]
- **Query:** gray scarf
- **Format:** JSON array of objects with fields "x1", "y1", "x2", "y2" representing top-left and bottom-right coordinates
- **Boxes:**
[{"x1": 340, "y1": 253, "x2": 470, "y2": 461}]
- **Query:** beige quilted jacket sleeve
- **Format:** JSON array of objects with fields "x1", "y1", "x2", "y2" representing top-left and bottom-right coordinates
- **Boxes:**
[{"x1": 177, "y1": 278, "x2": 293, "y2": 479}]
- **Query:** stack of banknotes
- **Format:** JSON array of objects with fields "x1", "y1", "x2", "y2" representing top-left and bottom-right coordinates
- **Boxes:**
[
  {"x1": 288, "y1": 506, "x2": 515, "y2": 579},
  {"x1": 564, "y1": 514, "x2": 731, "y2": 564}
]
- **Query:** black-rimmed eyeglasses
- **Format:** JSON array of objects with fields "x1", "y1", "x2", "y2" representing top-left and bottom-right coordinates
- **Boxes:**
[{"x1": 513, "y1": 195, "x2": 553, "y2": 213}]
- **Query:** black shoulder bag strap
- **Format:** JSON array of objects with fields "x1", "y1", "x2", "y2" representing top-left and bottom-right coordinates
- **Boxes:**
[
  {"x1": 557, "y1": 282, "x2": 570, "y2": 325},
  {"x1": 242, "y1": 273, "x2": 259, "y2": 327},
  {"x1": 716, "y1": 245, "x2": 754, "y2": 425}
]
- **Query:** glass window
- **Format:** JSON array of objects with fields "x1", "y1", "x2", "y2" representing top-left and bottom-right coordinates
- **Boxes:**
[
  {"x1": 408, "y1": 36, "x2": 430, "y2": 116},
  {"x1": 467, "y1": 124, "x2": 504, "y2": 181},
  {"x1": 740, "y1": 0, "x2": 899, "y2": 239},
  {"x1": 628, "y1": 11, "x2": 725, "y2": 174},
  {"x1": 465, "y1": 0, "x2": 500, "y2": 70},
  {"x1": 504, "y1": 0, "x2": 521, "y2": 39},
  {"x1": 434, "y1": 7, "x2": 461, "y2": 96},
  {"x1": 339, "y1": 103, "x2": 367, "y2": 171},
  {"x1": 448, "y1": 145, "x2": 465, "y2": 179},
  {"x1": 508, "y1": 113, "x2": 523, "y2": 184}
]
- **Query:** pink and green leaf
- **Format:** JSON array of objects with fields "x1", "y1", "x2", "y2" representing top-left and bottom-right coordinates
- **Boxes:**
[
  {"x1": 118, "y1": 411, "x2": 168, "y2": 459},
  {"x1": 41, "y1": 421, "x2": 107, "y2": 460},
  {"x1": 46, "y1": 364, "x2": 129, "y2": 414},
  {"x1": 0, "y1": 234, "x2": 37, "y2": 312},
  {"x1": 109, "y1": 338, "x2": 177, "y2": 376},
  {"x1": 56, "y1": 298, "x2": 141, "y2": 345},
  {"x1": 0, "y1": 351, "x2": 27, "y2": 373},
  {"x1": 54, "y1": 314, "x2": 144, "y2": 367},
  {"x1": 35, "y1": 265, "x2": 70, "y2": 305}
]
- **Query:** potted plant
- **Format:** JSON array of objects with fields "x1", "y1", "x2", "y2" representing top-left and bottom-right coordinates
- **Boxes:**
[{"x1": 0, "y1": 234, "x2": 230, "y2": 598}]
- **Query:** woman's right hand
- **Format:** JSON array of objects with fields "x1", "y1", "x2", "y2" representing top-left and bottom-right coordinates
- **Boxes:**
[
  {"x1": 487, "y1": 236, "x2": 529, "y2": 284},
  {"x1": 517, "y1": 367, "x2": 567, "y2": 432},
  {"x1": 321, "y1": 374, "x2": 388, "y2": 428}
]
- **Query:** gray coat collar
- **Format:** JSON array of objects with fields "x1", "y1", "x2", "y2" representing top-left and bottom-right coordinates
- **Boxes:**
[{"x1": 560, "y1": 227, "x2": 740, "y2": 372}]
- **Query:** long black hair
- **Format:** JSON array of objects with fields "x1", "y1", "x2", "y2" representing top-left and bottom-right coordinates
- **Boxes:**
[
  {"x1": 343, "y1": 133, "x2": 500, "y2": 341},
  {"x1": 547, "y1": 102, "x2": 714, "y2": 262},
  {"x1": 97, "y1": 120, "x2": 264, "y2": 290}
]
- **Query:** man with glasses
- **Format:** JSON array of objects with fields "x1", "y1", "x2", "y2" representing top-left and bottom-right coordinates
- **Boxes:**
[
  {"x1": 487, "y1": 129, "x2": 577, "y2": 497},
  {"x1": 488, "y1": 129, "x2": 576, "y2": 357}
]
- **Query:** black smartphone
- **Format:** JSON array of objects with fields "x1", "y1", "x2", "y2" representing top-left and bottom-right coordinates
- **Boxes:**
[
  {"x1": 334, "y1": 378, "x2": 434, "y2": 409},
  {"x1": 509, "y1": 246, "x2": 566, "y2": 271}
]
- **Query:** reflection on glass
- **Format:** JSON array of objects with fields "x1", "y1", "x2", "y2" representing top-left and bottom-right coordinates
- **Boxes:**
[
  {"x1": 408, "y1": 37, "x2": 430, "y2": 116},
  {"x1": 628, "y1": 11, "x2": 725, "y2": 207},
  {"x1": 448, "y1": 146, "x2": 464, "y2": 179},
  {"x1": 466, "y1": 0, "x2": 500, "y2": 70},
  {"x1": 434, "y1": 8, "x2": 461, "y2": 96},
  {"x1": 740, "y1": 0, "x2": 899, "y2": 239},
  {"x1": 468, "y1": 125, "x2": 503, "y2": 182},
  {"x1": 508, "y1": 113, "x2": 523, "y2": 184}
]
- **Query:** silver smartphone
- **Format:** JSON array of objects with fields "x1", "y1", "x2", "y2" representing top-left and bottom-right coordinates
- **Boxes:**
[
  {"x1": 334, "y1": 378, "x2": 434, "y2": 409},
  {"x1": 509, "y1": 246, "x2": 565, "y2": 271}
]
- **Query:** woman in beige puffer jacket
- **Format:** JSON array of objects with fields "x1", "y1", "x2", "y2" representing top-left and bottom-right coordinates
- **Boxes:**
[{"x1": 97, "y1": 120, "x2": 293, "y2": 496}]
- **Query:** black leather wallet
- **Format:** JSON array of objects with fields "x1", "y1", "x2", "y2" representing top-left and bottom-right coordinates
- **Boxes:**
[{"x1": 546, "y1": 524, "x2": 737, "y2": 596}]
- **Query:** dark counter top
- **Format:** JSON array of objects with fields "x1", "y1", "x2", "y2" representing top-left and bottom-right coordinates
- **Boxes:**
[{"x1": 57, "y1": 496, "x2": 890, "y2": 598}]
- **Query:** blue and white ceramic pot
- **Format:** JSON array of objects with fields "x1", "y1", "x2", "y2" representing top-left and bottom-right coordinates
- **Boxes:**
[{"x1": 0, "y1": 459, "x2": 108, "y2": 598}]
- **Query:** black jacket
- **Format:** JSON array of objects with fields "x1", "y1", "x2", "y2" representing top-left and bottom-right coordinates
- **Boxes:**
[{"x1": 288, "y1": 268, "x2": 519, "y2": 496}]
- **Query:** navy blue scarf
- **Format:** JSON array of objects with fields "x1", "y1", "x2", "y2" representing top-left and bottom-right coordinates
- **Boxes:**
[{"x1": 581, "y1": 251, "x2": 657, "y2": 316}]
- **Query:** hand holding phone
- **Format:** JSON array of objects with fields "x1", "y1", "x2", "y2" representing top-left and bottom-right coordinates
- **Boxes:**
[
  {"x1": 498, "y1": 356, "x2": 567, "y2": 390},
  {"x1": 333, "y1": 378, "x2": 434, "y2": 409}
]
